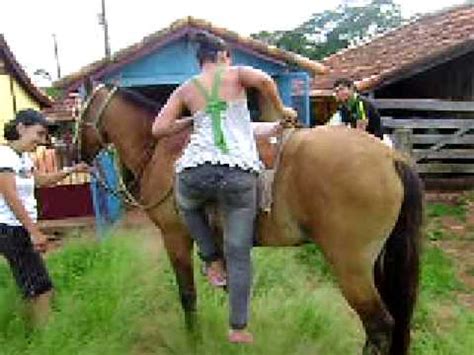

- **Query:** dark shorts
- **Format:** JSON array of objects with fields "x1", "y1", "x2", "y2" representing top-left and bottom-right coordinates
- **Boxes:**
[{"x1": 0, "y1": 224, "x2": 53, "y2": 298}]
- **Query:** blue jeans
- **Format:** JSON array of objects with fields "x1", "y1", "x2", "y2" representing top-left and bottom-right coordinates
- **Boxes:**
[{"x1": 176, "y1": 163, "x2": 257, "y2": 329}]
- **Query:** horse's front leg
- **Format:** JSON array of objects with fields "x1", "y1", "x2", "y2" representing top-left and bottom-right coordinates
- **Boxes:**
[{"x1": 161, "y1": 226, "x2": 197, "y2": 330}]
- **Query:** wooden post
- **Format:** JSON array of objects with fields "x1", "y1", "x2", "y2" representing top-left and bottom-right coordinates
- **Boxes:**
[{"x1": 392, "y1": 128, "x2": 413, "y2": 156}]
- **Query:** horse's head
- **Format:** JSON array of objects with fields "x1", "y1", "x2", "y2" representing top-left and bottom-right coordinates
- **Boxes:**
[
  {"x1": 75, "y1": 84, "x2": 117, "y2": 164},
  {"x1": 76, "y1": 84, "x2": 164, "y2": 170}
]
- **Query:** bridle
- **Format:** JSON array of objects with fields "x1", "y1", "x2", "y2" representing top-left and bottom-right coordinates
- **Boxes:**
[{"x1": 75, "y1": 84, "x2": 118, "y2": 159}]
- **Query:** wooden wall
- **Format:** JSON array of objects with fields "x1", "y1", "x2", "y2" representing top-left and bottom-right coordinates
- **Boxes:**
[{"x1": 375, "y1": 51, "x2": 474, "y2": 100}]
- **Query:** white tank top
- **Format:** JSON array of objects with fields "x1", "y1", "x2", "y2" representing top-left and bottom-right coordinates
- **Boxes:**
[{"x1": 175, "y1": 99, "x2": 262, "y2": 173}]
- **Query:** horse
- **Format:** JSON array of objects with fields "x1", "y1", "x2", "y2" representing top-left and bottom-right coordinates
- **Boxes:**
[{"x1": 76, "y1": 84, "x2": 423, "y2": 355}]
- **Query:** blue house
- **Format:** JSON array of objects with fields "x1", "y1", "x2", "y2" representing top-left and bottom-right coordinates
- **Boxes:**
[{"x1": 55, "y1": 17, "x2": 327, "y2": 125}]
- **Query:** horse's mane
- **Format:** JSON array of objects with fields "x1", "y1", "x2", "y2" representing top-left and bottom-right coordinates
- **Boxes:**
[
  {"x1": 114, "y1": 87, "x2": 162, "y2": 117},
  {"x1": 109, "y1": 86, "x2": 160, "y2": 153}
]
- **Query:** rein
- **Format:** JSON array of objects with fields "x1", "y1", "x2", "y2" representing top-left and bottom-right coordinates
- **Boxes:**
[{"x1": 92, "y1": 147, "x2": 174, "y2": 211}]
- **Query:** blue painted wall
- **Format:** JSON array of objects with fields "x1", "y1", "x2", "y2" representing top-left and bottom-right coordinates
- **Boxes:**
[{"x1": 106, "y1": 41, "x2": 197, "y2": 86}]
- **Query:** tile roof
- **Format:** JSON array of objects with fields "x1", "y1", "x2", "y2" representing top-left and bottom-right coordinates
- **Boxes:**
[
  {"x1": 54, "y1": 17, "x2": 328, "y2": 91},
  {"x1": 0, "y1": 34, "x2": 53, "y2": 107},
  {"x1": 312, "y1": 4, "x2": 474, "y2": 96}
]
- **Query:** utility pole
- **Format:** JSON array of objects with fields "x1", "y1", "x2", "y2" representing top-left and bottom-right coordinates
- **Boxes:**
[
  {"x1": 99, "y1": 0, "x2": 111, "y2": 60},
  {"x1": 52, "y1": 34, "x2": 61, "y2": 79}
]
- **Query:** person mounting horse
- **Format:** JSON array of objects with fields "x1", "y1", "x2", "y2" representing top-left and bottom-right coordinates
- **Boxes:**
[{"x1": 151, "y1": 31, "x2": 297, "y2": 344}]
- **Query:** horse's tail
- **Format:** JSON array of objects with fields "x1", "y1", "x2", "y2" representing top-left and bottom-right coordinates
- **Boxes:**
[{"x1": 374, "y1": 159, "x2": 424, "y2": 355}]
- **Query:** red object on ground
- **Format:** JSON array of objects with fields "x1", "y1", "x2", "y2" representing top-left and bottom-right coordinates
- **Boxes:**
[{"x1": 36, "y1": 184, "x2": 94, "y2": 220}]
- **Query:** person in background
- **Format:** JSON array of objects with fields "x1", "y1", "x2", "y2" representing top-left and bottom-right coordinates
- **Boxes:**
[
  {"x1": 0, "y1": 109, "x2": 88, "y2": 326},
  {"x1": 329, "y1": 78, "x2": 383, "y2": 139}
]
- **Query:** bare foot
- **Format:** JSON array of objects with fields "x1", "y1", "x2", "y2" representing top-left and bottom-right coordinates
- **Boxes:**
[
  {"x1": 206, "y1": 260, "x2": 227, "y2": 287},
  {"x1": 228, "y1": 329, "x2": 254, "y2": 344}
]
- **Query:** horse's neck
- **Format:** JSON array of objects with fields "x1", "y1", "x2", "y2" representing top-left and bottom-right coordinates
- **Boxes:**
[{"x1": 105, "y1": 114, "x2": 155, "y2": 176}]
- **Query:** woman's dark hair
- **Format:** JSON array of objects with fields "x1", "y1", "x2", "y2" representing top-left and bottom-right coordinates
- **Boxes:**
[
  {"x1": 3, "y1": 109, "x2": 50, "y2": 141},
  {"x1": 3, "y1": 120, "x2": 19, "y2": 141},
  {"x1": 191, "y1": 31, "x2": 228, "y2": 66}
]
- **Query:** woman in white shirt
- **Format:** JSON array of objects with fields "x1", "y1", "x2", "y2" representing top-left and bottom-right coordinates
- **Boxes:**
[{"x1": 0, "y1": 109, "x2": 88, "y2": 326}]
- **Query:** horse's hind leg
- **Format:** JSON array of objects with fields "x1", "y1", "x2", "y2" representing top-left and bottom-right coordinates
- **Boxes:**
[{"x1": 329, "y1": 252, "x2": 394, "y2": 355}]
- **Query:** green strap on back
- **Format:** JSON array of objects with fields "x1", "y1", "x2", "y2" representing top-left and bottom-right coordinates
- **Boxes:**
[{"x1": 192, "y1": 66, "x2": 229, "y2": 153}]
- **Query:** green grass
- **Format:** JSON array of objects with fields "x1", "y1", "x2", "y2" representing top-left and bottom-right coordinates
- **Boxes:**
[
  {"x1": 425, "y1": 200, "x2": 470, "y2": 241},
  {"x1": 0, "y1": 231, "x2": 472, "y2": 354},
  {"x1": 141, "y1": 247, "x2": 363, "y2": 355},
  {"x1": 410, "y1": 243, "x2": 473, "y2": 355},
  {"x1": 426, "y1": 202, "x2": 468, "y2": 222},
  {"x1": 419, "y1": 245, "x2": 465, "y2": 298},
  {"x1": 0, "y1": 235, "x2": 165, "y2": 355}
]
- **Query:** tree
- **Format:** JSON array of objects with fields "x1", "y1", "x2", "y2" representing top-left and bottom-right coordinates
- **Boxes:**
[{"x1": 251, "y1": 0, "x2": 403, "y2": 59}]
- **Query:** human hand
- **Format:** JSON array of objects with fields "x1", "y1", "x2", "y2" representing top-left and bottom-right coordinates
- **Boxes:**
[
  {"x1": 279, "y1": 107, "x2": 300, "y2": 128},
  {"x1": 31, "y1": 232, "x2": 49, "y2": 253},
  {"x1": 281, "y1": 106, "x2": 298, "y2": 120},
  {"x1": 71, "y1": 162, "x2": 91, "y2": 174},
  {"x1": 356, "y1": 120, "x2": 368, "y2": 131}
]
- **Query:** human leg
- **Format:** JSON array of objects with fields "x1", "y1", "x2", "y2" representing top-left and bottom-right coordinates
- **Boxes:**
[{"x1": 219, "y1": 168, "x2": 257, "y2": 340}]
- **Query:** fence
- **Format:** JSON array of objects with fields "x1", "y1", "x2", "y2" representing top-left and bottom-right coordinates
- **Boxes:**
[{"x1": 377, "y1": 99, "x2": 474, "y2": 176}]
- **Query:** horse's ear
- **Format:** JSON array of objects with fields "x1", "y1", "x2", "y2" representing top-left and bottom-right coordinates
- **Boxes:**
[{"x1": 84, "y1": 77, "x2": 94, "y2": 97}]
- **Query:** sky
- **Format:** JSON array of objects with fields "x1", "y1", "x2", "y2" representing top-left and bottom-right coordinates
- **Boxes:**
[{"x1": 0, "y1": 0, "x2": 467, "y2": 85}]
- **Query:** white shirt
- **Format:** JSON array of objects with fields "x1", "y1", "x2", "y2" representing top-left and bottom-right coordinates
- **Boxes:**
[
  {"x1": 175, "y1": 99, "x2": 262, "y2": 173},
  {"x1": 328, "y1": 111, "x2": 347, "y2": 126},
  {"x1": 0, "y1": 145, "x2": 37, "y2": 226}
]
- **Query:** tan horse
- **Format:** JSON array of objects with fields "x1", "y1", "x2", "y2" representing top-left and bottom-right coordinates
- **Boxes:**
[{"x1": 77, "y1": 85, "x2": 423, "y2": 355}]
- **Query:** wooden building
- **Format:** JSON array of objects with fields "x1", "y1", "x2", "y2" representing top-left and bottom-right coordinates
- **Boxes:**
[{"x1": 312, "y1": 4, "x2": 474, "y2": 122}]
